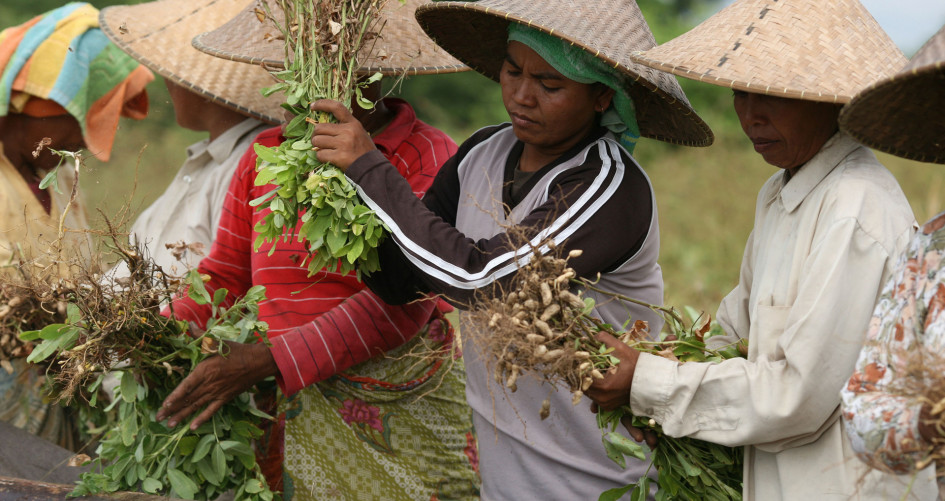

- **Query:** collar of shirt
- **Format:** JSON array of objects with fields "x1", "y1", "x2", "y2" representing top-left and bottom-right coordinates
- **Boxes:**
[
  {"x1": 372, "y1": 98, "x2": 416, "y2": 157},
  {"x1": 184, "y1": 117, "x2": 264, "y2": 165},
  {"x1": 206, "y1": 118, "x2": 266, "y2": 164},
  {"x1": 767, "y1": 132, "x2": 861, "y2": 213}
]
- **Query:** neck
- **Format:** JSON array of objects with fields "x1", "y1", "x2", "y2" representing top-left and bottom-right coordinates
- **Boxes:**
[
  {"x1": 355, "y1": 98, "x2": 394, "y2": 136},
  {"x1": 203, "y1": 102, "x2": 250, "y2": 142}
]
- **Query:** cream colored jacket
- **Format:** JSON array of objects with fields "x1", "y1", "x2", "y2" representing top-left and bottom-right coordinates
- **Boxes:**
[{"x1": 630, "y1": 133, "x2": 937, "y2": 500}]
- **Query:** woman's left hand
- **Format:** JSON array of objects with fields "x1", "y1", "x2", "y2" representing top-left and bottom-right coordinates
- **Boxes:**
[
  {"x1": 585, "y1": 332, "x2": 640, "y2": 411},
  {"x1": 309, "y1": 99, "x2": 377, "y2": 171},
  {"x1": 156, "y1": 340, "x2": 278, "y2": 429}
]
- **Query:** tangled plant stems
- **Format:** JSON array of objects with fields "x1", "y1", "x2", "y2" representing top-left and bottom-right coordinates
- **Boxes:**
[
  {"x1": 465, "y1": 244, "x2": 746, "y2": 501},
  {"x1": 18, "y1": 236, "x2": 277, "y2": 501},
  {"x1": 251, "y1": 0, "x2": 405, "y2": 278}
]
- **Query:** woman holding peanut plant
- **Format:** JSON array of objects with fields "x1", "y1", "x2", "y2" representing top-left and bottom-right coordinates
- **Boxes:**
[
  {"x1": 0, "y1": 2, "x2": 151, "y2": 451},
  {"x1": 838, "y1": 24, "x2": 945, "y2": 497},
  {"x1": 588, "y1": 0, "x2": 938, "y2": 499},
  {"x1": 154, "y1": 1, "x2": 480, "y2": 499},
  {"x1": 305, "y1": 0, "x2": 713, "y2": 498}
]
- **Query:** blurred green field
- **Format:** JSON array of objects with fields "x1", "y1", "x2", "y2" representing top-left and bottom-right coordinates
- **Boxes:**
[{"x1": 78, "y1": 76, "x2": 945, "y2": 315}]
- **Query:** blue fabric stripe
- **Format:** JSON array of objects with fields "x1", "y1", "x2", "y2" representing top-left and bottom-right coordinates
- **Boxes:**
[
  {"x1": 48, "y1": 29, "x2": 109, "y2": 107},
  {"x1": 0, "y1": 2, "x2": 86, "y2": 112}
]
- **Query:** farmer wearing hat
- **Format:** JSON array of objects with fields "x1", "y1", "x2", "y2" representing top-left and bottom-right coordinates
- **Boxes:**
[
  {"x1": 0, "y1": 2, "x2": 152, "y2": 450},
  {"x1": 98, "y1": 0, "x2": 284, "y2": 276},
  {"x1": 303, "y1": 0, "x2": 712, "y2": 498},
  {"x1": 152, "y1": 1, "x2": 481, "y2": 498},
  {"x1": 840, "y1": 24, "x2": 945, "y2": 496},
  {"x1": 586, "y1": 0, "x2": 939, "y2": 499}
]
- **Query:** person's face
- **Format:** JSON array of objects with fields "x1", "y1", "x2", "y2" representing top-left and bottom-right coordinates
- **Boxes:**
[
  {"x1": 500, "y1": 41, "x2": 614, "y2": 159},
  {"x1": 733, "y1": 91, "x2": 841, "y2": 172},
  {"x1": 165, "y1": 80, "x2": 209, "y2": 132},
  {"x1": 22, "y1": 114, "x2": 85, "y2": 170}
]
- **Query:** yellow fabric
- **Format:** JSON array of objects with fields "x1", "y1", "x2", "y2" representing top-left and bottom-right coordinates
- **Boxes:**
[
  {"x1": 0, "y1": 141, "x2": 94, "y2": 278},
  {"x1": 16, "y1": 4, "x2": 98, "y2": 100}
]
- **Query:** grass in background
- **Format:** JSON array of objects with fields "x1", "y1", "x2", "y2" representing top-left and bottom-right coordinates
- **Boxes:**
[{"x1": 80, "y1": 75, "x2": 945, "y2": 316}]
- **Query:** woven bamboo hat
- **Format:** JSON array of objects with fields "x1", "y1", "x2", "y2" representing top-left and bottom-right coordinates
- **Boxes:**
[
  {"x1": 99, "y1": 0, "x2": 284, "y2": 125},
  {"x1": 413, "y1": 0, "x2": 713, "y2": 147},
  {"x1": 192, "y1": 0, "x2": 466, "y2": 75},
  {"x1": 630, "y1": 0, "x2": 906, "y2": 104},
  {"x1": 840, "y1": 26, "x2": 945, "y2": 164}
]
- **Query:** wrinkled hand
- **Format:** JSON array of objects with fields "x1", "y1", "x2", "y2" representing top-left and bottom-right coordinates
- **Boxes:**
[
  {"x1": 156, "y1": 340, "x2": 278, "y2": 430},
  {"x1": 309, "y1": 99, "x2": 376, "y2": 171},
  {"x1": 585, "y1": 332, "x2": 640, "y2": 412}
]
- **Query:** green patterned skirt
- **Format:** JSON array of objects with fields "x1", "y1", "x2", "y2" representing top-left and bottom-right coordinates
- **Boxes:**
[{"x1": 282, "y1": 317, "x2": 480, "y2": 500}]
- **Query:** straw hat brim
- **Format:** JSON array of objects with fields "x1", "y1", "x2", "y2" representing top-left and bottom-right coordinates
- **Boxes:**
[
  {"x1": 100, "y1": 0, "x2": 285, "y2": 124},
  {"x1": 840, "y1": 27, "x2": 945, "y2": 164},
  {"x1": 630, "y1": 0, "x2": 907, "y2": 104},
  {"x1": 414, "y1": 0, "x2": 714, "y2": 147},
  {"x1": 192, "y1": 0, "x2": 467, "y2": 76}
]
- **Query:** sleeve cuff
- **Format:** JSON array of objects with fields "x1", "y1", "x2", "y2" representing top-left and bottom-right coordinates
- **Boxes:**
[{"x1": 629, "y1": 352, "x2": 678, "y2": 422}]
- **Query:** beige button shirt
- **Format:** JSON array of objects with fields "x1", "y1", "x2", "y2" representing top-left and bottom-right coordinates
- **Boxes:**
[
  {"x1": 630, "y1": 133, "x2": 937, "y2": 500},
  {"x1": 123, "y1": 118, "x2": 268, "y2": 276}
]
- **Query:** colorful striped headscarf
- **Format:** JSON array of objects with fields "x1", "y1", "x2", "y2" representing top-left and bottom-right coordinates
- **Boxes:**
[
  {"x1": 0, "y1": 3, "x2": 153, "y2": 161},
  {"x1": 508, "y1": 24, "x2": 641, "y2": 154}
]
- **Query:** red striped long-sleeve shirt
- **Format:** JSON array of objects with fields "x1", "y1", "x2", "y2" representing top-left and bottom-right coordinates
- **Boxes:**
[{"x1": 166, "y1": 99, "x2": 457, "y2": 395}]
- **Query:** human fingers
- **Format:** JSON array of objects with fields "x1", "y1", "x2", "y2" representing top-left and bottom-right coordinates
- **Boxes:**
[
  {"x1": 157, "y1": 370, "x2": 203, "y2": 422},
  {"x1": 188, "y1": 398, "x2": 227, "y2": 430}
]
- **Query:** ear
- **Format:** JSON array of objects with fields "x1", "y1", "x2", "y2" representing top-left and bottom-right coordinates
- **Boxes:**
[{"x1": 595, "y1": 86, "x2": 616, "y2": 113}]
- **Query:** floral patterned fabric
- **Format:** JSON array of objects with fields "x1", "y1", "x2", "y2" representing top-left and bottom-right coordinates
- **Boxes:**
[
  {"x1": 282, "y1": 316, "x2": 480, "y2": 500},
  {"x1": 841, "y1": 210, "x2": 945, "y2": 491}
]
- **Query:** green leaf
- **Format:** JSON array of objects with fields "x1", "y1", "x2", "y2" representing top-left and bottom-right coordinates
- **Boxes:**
[
  {"x1": 141, "y1": 477, "x2": 162, "y2": 494},
  {"x1": 17, "y1": 329, "x2": 40, "y2": 341},
  {"x1": 191, "y1": 433, "x2": 215, "y2": 463},
  {"x1": 253, "y1": 143, "x2": 282, "y2": 165},
  {"x1": 39, "y1": 167, "x2": 62, "y2": 193},
  {"x1": 599, "y1": 484, "x2": 634, "y2": 501},
  {"x1": 631, "y1": 477, "x2": 649, "y2": 501},
  {"x1": 25, "y1": 335, "x2": 62, "y2": 363},
  {"x1": 676, "y1": 452, "x2": 703, "y2": 477},
  {"x1": 604, "y1": 431, "x2": 647, "y2": 462},
  {"x1": 250, "y1": 188, "x2": 280, "y2": 208},
  {"x1": 244, "y1": 479, "x2": 265, "y2": 494},
  {"x1": 134, "y1": 440, "x2": 144, "y2": 463},
  {"x1": 325, "y1": 228, "x2": 347, "y2": 255},
  {"x1": 212, "y1": 288, "x2": 227, "y2": 308},
  {"x1": 120, "y1": 371, "x2": 137, "y2": 403},
  {"x1": 345, "y1": 237, "x2": 364, "y2": 264},
  {"x1": 211, "y1": 443, "x2": 226, "y2": 483},
  {"x1": 186, "y1": 270, "x2": 212, "y2": 305},
  {"x1": 178, "y1": 435, "x2": 198, "y2": 456},
  {"x1": 167, "y1": 467, "x2": 198, "y2": 499}
]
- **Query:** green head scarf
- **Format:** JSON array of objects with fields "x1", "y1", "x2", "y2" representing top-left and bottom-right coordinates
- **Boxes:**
[{"x1": 507, "y1": 23, "x2": 640, "y2": 154}]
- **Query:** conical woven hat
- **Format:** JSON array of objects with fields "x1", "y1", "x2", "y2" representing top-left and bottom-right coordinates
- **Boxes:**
[
  {"x1": 193, "y1": 0, "x2": 466, "y2": 75},
  {"x1": 99, "y1": 0, "x2": 284, "y2": 125},
  {"x1": 413, "y1": 0, "x2": 713, "y2": 147},
  {"x1": 631, "y1": 0, "x2": 906, "y2": 104},
  {"x1": 840, "y1": 25, "x2": 945, "y2": 164}
]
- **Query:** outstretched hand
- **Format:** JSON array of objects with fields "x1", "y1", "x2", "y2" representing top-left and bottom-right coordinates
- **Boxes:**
[
  {"x1": 585, "y1": 332, "x2": 640, "y2": 411},
  {"x1": 156, "y1": 340, "x2": 278, "y2": 430},
  {"x1": 308, "y1": 99, "x2": 377, "y2": 171}
]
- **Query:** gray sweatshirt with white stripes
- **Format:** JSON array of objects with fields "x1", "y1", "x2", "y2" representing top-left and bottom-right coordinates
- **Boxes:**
[{"x1": 346, "y1": 123, "x2": 664, "y2": 500}]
